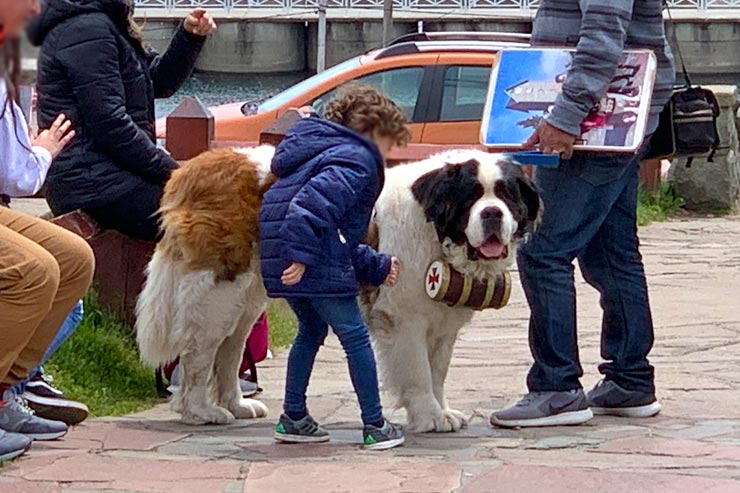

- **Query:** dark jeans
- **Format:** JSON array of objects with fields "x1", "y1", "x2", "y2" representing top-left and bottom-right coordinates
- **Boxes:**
[
  {"x1": 519, "y1": 151, "x2": 655, "y2": 394},
  {"x1": 285, "y1": 297, "x2": 383, "y2": 426},
  {"x1": 84, "y1": 181, "x2": 164, "y2": 241}
]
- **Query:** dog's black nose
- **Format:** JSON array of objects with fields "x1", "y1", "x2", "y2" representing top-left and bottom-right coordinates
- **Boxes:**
[{"x1": 481, "y1": 207, "x2": 503, "y2": 220}]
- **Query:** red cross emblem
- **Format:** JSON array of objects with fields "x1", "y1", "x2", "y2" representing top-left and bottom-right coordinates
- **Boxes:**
[{"x1": 428, "y1": 267, "x2": 440, "y2": 291}]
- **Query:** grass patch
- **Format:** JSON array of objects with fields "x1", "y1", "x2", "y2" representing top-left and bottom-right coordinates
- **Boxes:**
[
  {"x1": 44, "y1": 294, "x2": 298, "y2": 418},
  {"x1": 637, "y1": 182, "x2": 685, "y2": 226},
  {"x1": 45, "y1": 294, "x2": 159, "y2": 417},
  {"x1": 267, "y1": 300, "x2": 299, "y2": 349}
]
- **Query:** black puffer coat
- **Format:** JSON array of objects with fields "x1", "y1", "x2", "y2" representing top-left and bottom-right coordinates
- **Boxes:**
[{"x1": 27, "y1": 0, "x2": 205, "y2": 214}]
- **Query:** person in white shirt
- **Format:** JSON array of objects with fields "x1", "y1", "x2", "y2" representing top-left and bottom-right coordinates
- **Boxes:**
[{"x1": 0, "y1": 0, "x2": 94, "y2": 463}]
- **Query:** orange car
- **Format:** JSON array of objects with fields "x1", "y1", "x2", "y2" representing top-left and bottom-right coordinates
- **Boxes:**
[{"x1": 160, "y1": 32, "x2": 530, "y2": 156}]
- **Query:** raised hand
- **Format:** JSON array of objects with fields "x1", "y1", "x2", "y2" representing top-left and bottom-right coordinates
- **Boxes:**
[{"x1": 184, "y1": 8, "x2": 217, "y2": 37}]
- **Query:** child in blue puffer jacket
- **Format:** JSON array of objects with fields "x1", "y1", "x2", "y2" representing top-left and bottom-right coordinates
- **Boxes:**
[{"x1": 259, "y1": 84, "x2": 410, "y2": 450}]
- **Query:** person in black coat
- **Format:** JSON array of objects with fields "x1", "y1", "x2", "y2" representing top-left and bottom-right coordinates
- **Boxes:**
[{"x1": 27, "y1": 0, "x2": 216, "y2": 240}]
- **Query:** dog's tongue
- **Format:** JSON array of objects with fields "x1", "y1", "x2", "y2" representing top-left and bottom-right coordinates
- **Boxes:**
[{"x1": 479, "y1": 240, "x2": 506, "y2": 259}]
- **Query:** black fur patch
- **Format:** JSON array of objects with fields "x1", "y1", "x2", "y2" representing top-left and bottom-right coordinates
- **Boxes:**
[
  {"x1": 411, "y1": 160, "x2": 484, "y2": 245},
  {"x1": 497, "y1": 161, "x2": 541, "y2": 237}
]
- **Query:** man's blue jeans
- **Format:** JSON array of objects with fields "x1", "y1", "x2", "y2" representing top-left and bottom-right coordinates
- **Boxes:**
[
  {"x1": 519, "y1": 151, "x2": 655, "y2": 394},
  {"x1": 285, "y1": 297, "x2": 383, "y2": 426},
  {"x1": 12, "y1": 301, "x2": 84, "y2": 395}
]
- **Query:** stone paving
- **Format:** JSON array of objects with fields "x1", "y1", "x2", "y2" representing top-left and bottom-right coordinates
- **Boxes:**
[{"x1": 2, "y1": 211, "x2": 740, "y2": 492}]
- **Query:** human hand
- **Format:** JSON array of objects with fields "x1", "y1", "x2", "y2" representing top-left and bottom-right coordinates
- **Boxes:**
[
  {"x1": 523, "y1": 121, "x2": 577, "y2": 159},
  {"x1": 32, "y1": 113, "x2": 75, "y2": 159},
  {"x1": 282, "y1": 262, "x2": 306, "y2": 286},
  {"x1": 184, "y1": 8, "x2": 217, "y2": 37},
  {"x1": 384, "y1": 257, "x2": 401, "y2": 286}
]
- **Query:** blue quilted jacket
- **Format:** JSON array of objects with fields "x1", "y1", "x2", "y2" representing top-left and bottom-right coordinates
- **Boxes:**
[{"x1": 259, "y1": 117, "x2": 391, "y2": 298}]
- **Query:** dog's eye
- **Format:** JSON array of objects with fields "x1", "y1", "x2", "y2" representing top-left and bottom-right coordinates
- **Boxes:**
[{"x1": 494, "y1": 181, "x2": 513, "y2": 201}]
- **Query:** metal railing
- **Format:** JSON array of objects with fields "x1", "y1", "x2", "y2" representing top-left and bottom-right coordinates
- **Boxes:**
[{"x1": 135, "y1": 0, "x2": 740, "y2": 10}]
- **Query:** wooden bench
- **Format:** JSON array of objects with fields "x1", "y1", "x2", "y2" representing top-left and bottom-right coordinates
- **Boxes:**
[{"x1": 50, "y1": 210, "x2": 155, "y2": 326}]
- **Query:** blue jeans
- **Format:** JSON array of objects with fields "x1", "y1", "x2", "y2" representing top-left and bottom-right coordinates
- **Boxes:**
[
  {"x1": 519, "y1": 151, "x2": 655, "y2": 394},
  {"x1": 285, "y1": 297, "x2": 383, "y2": 426},
  {"x1": 12, "y1": 301, "x2": 84, "y2": 395}
]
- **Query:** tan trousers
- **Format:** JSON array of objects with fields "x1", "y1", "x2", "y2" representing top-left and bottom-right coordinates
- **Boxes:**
[{"x1": 0, "y1": 207, "x2": 94, "y2": 388}]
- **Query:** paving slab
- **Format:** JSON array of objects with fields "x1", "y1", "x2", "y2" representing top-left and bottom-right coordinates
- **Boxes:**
[{"x1": 3, "y1": 208, "x2": 740, "y2": 492}]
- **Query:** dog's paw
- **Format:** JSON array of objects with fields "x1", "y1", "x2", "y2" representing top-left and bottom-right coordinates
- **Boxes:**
[
  {"x1": 408, "y1": 408, "x2": 468, "y2": 433},
  {"x1": 443, "y1": 408, "x2": 469, "y2": 430},
  {"x1": 181, "y1": 405, "x2": 235, "y2": 426},
  {"x1": 169, "y1": 393, "x2": 185, "y2": 414},
  {"x1": 228, "y1": 398, "x2": 268, "y2": 420}
]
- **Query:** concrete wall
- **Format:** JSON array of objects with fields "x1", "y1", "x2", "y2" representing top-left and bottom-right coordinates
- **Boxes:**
[
  {"x1": 670, "y1": 21, "x2": 740, "y2": 79},
  {"x1": 19, "y1": 16, "x2": 740, "y2": 77},
  {"x1": 304, "y1": 20, "x2": 531, "y2": 71},
  {"x1": 132, "y1": 17, "x2": 740, "y2": 76}
]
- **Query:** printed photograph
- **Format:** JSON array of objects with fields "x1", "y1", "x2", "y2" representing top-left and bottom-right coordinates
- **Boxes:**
[{"x1": 481, "y1": 49, "x2": 656, "y2": 152}]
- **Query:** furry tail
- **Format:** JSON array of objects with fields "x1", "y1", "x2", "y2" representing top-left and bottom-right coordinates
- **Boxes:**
[{"x1": 135, "y1": 250, "x2": 182, "y2": 367}]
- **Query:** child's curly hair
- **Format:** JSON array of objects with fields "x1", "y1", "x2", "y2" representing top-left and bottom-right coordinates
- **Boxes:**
[{"x1": 324, "y1": 83, "x2": 412, "y2": 147}]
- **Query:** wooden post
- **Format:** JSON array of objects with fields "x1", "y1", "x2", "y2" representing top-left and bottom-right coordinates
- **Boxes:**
[
  {"x1": 382, "y1": 0, "x2": 394, "y2": 46},
  {"x1": 259, "y1": 109, "x2": 305, "y2": 147},
  {"x1": 317, "y1": 0, "x2": 328, "y2": 73},
  {"x1": 639, "y1": 158, "x2": 663, "y2": 196},
  {"x1": 165, "y1": 96, "x2": 214, "y2": 161}
]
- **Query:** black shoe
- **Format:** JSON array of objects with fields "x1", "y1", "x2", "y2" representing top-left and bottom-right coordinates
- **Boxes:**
[
  {"x1": 0, "y1": 390, "x2": 68, "y2": 441},
  {"x1": 22, "y1": 374, "x2": 89, "y2": 426},
  {"x1": 587, "y1": 379, "x2": 661, "y2": 418},
  {"x1": 490, "y1": 389, "x2": 593, "y2": 428}
]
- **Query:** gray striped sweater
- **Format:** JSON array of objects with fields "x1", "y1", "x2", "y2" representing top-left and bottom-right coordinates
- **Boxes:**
[{"x1": 532, "y1": 0, "x2": 675, "y2": 137}]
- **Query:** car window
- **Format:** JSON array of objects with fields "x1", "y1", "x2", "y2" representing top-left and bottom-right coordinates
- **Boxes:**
[
  {"x1": 312, "y1": 67, "x2": 425, "y2": 122},
  {"x1": 257, "y1": 57, "x2": 362, "y2": 113},
  {"x1": 440, "y1": 66, "x2": 491, "y2": 122}
]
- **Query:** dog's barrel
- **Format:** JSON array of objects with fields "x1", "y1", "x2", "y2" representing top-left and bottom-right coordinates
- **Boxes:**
[{"x1": 425, "y1": 260, "x2": 511, "y2": 310}]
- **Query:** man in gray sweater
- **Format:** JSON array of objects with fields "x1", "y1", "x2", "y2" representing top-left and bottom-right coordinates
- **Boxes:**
[{"x1": 491, "y1": 0, "x2": 675, "y2": 428}]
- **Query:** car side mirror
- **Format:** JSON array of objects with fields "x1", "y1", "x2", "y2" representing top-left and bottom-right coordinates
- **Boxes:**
[{"x1": 311, "y1": 98, "x2": 326, "y2": 117}]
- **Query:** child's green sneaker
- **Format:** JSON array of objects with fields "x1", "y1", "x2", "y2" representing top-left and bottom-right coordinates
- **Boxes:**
[
  {"x1": 274, "y1": 414, "x2": 330, "y2": 443},
  {"x1": 363, "y1": 420, "x2": 405, "y2": 451}
]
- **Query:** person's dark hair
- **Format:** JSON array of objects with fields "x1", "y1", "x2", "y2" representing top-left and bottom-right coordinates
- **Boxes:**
[
  {"x1": 0, "y1": 38, "x2": 21, "y2": 110},
  {"x1": 1, "y1": 38, "x2": 30, "y2": 151},
  {"x1": 125, "y1": 1, "x2": 145, "y2": 46}
]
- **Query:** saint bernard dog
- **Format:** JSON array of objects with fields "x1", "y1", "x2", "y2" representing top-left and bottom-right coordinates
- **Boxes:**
[
  {"x1": 362, "y1": 149, "x2": 541, "y2": 432},
  {"x1": 135, "y1": 146, "x2": 540, "y2": 430}
]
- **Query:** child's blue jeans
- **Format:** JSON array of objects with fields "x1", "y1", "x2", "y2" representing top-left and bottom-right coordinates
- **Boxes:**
[
  {"x1": 284, "y1": 297, "x2": 383, "y2": 427},
  {"x1": 12, "y1": 300, "x2": 84, "y2": 395}
]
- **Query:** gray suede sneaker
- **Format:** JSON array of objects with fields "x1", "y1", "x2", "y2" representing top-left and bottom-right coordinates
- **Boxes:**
[
  {"x1": 274, "y1": 414, "x2": 330, "y2": 443},
  {"x1": 363, "y1": 420, "x2": 405, "y2": 451},
  {"x1": 587, "y1": 379, "x2": 661, "y2": 418},
  {"x1": 0, "y1": 390, "x2": 68, "y2": 441},
  {"x1": 0, "y1": 429, "x2": 31, "y2": 463},
  {"x1": 490, "y1": 389, "x2": 593, "y2": 428}
]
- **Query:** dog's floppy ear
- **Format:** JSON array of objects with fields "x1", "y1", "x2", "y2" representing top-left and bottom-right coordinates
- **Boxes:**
[
  {"x1": 411, "y1": 164, "x2": 456, "y2": 241},
  {"x1": 412, "y1": 160, "x2": 478, "y2": 242},
  {"x1": 516, "y1": 173, "x2": 542, "y2": 232}
]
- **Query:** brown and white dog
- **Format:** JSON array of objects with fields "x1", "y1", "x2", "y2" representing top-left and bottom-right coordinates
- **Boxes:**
[
  {"x1": 135, "y1": 146, "x2": 275, "y2": 425},
  {"x1": 135, "y1": 147, "x2": 540, "y2": 429}
]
